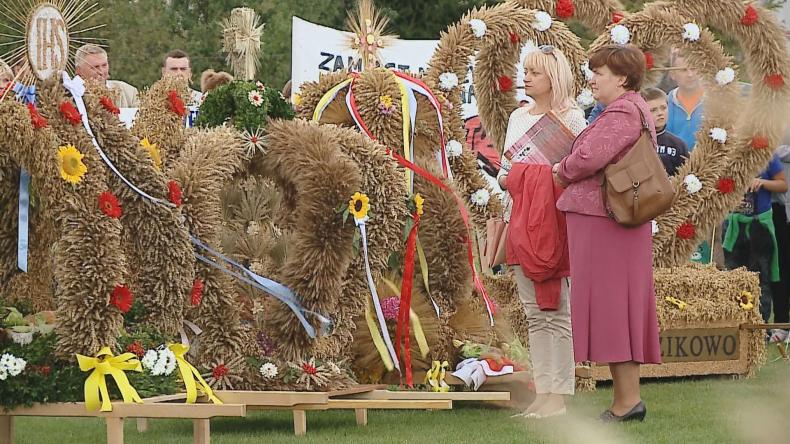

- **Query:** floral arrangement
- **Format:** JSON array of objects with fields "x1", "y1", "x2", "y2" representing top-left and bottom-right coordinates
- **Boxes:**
[{"x1": 196, "y1": 80, "x2": 295, "y2": 132}]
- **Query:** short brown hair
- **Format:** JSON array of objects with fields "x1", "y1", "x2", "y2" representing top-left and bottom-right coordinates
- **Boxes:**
[
  {"x1": 640, "y1": 87, "x2": 666, "y2": 102},
  {"x1": 163, "y1": 49, "x2": 190, "y2": 66},
  {"x1": 588, "y1": 44, "x2": 645, "y2": 91}
]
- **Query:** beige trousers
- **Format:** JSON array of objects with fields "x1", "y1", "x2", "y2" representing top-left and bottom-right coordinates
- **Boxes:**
[{"x1": 513, "y1": 266, "x2": 574, "y2": 395}]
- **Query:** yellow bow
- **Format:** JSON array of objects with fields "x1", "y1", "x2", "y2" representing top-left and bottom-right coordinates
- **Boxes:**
[
  {"x1": 76, "y1": 346, "x2": 143, "y2": 412},
  {"x1": 424, "y1": 360, "x2": 450, "y2": 393},
  {"x1": 168, "y1": 344, "x2": 223, "y2": 405},
  {"x1": 665, "y1": 296, "x2": 688, "y2": 310}
]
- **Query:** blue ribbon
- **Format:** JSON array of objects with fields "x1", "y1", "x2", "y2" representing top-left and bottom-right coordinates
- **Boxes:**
[
  {"x1": 191, "y1": 236, "x2": 332, "y2": 338},
  {"x1": 17, "y1": 170, "x2": 30, "y2": 272},
  {"x1": 13, "y1": 83, "x2": 36, "y2": 105}
]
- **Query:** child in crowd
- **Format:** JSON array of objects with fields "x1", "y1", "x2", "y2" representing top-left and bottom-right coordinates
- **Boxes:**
[
  {"x1": 640, "y1": 87, "x2": 688, "y2": 176},
  {"x1": 666, "y1": 53, "x2": 704, "y2": 152},
  {"x1": 0, "y1": 61, "x2": 13, "y2": 93}
]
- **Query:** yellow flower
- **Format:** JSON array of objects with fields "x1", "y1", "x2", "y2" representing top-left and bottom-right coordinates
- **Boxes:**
[
  {"x1": 293, "y1": 94, "x2": 303, "y2": 106},
  {"x1": 414, "y1": 193, "x2": 424, "y2": 216},
  {"x1": 739, "y1": 291, "x2": 755, "y2": 310},
  {"x1": 348, "y1": 192, "x2": 370, "y2": 222},
  {"x1": 140, "y1": 138, "x2": 162, "y2": 171},
  {"x1": 58, "y1": 144, "x2": 87, "y2": 185},
  {"x1": 665, "y1": 296, "x2": 687, "y2": 310},
  {"x1": 379, "y1": 95, "x2": 393, "y2": 109}
]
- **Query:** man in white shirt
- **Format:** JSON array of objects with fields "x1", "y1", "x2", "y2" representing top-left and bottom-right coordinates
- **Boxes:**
[
  {"x1": 75, "y1": 44, "x2": 139, "y2": 108},
  {"x1": 161, "y1": 49, "x2": 203, "y2": 106}
]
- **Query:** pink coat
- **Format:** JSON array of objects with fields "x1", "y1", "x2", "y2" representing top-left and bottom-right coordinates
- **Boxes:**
[{"x1": 556, "y1": 91, "x2": 657, "y2": 217}]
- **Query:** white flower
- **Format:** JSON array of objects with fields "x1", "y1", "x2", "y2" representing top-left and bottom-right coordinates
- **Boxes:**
[
  {"x1": 255, "y1": 81, "x2": 265, "y2": 91},
  {"x1": 248, "y1": 90, "x2": 264, "y2": 107},
  {"x1": 141, "y1": 350, "x2": 158, "y2": 370},
  {"x1": 0, "y1": 367, "x2": 6, "y2": 381},
  {"x1": 651, "y1": 220, "x2": 659, "y2": 236},
  {"x1": 469, "y1": 19, "x2": 487, "y2": 38},
  {"x1": 438, "y1": 72, "x2": 459, "y2": 91},
  {"x1": 259, "y1": 362, "x2": 278, "y2": 379},
  {"x1": 0, "y1": 354, "x2": 13, "y2": 369},
  {"x1": 715, "y1": 67, "x2": 735, "y2": 86},
  {"x1": 611, "y1": 25, "x2": 630, "y2": 45},
  {"x1": 8, "y1": 357, "x2": 26, "y2": 377},
  {"x1": 446, "y1": 140, "x2": 463, "y2": 158},
  {"x1": 471, "y1": 188, "x2": 490, "y2": 207},
  {"x1": 581, "y1": 61, "x2": 594, "y2": 82},
  {"x1": 709, "y1": 128, "x2": 727, "y2": 144},
  {"x1": 532, "y1": 11, "x2": 553, "y2": 32},
  {"x1": 682, "y1": 23, "x2": 701, "y2": 42},
  {"x1": 576, "y1": 88, "x2": 595, "y2": 107},
  {"x1": 684, "y1": 174, "x2": 703, "y2": 194}
]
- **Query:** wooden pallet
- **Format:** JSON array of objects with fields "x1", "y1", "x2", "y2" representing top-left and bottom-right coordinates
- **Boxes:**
[{"x1": 0, "y1": 401, "x2": 246, "y2": 444}]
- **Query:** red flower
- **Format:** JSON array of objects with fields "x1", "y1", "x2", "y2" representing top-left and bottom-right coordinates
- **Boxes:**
[
  {"x1": 644, "y1": 51, "x2": 654, "y2": 70},
  {"x1": 497, "y1": 75, "x2": 513, "y2": 92},
  {"x1": 302, "y1": 362, "x2": 318, "y2": 375},
  {"x1": 751, "y1": 136, "x2": 770, "y2": 149},
  {"x1": 676, "y1": 222, "x2": 696, "y2": 240},
  {"x1": 717, "y1": 177, "x2": 736, "y2": 194},
  {"x1": 741, "y1": 5, "x2": 758, "y2": 26},
  {"x1": 27, "y1": 103, "x2": 48, "y2": 129},
  {"x1": 59, "y1": 101, "x2": 82, "y2": 125},
  {"x1": 509, "y1": 32, "x2": 520, "y2": 44},
  {"x1": 110, "y1": 285, "x2": 134, "y2": 313},
  {"x1": 612, "y1": 11, "x2": 625, "y2": 23},
  {"x1": 191, "y1": 278, "x2": 204, "y2": 306},
  {"x1": 765, "y1": 74, "x2": 785, "y2": 90},
  {"x1": 100, "y1": 96, "x2": 120, "y2": 115},
  {"x1": 168, "y1": 180, "x2": 183, "y2": 207},
  {"x1": 212, "y1": 364, "x2": 229, "y2": 379},
  {"x1": 167, "y1": 90, "x2": 186, "y2": 117},
  {"x1": 98, "y1": 191, "x2": 122, "y2": 218},
  {"x1": 126, "y1": 341, "x2": 145, "y2": 358},
  {"x1": 556, "y1": 0, "x2": 575, "y2": 19}
]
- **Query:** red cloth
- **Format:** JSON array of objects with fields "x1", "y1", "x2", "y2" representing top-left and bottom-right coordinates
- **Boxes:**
[{"x1": 505, "y1": 164, "x2": 570, "y2": 311}]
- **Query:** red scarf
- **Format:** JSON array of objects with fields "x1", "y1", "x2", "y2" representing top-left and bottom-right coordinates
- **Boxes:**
[{"x1": 505, "y1": 164, "x2": 569, "y2": 310}]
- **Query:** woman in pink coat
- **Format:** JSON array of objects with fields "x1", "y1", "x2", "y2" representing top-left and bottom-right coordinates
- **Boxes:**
[{"x1": 552, "y1": 44, "x2": 661, "y2": 422}]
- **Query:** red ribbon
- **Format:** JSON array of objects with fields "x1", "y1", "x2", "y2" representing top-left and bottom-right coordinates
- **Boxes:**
[
  {"x1": 346, "y1": 77, "x2": 496, "y2": 325},
  {"x1": 396, "y1": 212, "x2": 420, "y2": 387}
]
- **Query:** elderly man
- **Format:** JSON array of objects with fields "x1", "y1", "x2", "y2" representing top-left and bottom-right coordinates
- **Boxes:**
[
  {"x1": 161, "y1": 49, "x2": 203, "y2": 105},
  {"x1": 75, "y1": 44, "x2": 139, "y2": 108}
]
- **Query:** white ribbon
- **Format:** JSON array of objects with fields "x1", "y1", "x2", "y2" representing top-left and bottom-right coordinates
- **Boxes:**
[{"x1": 357, "y1": 220, "x2": 400, "y2": 371}]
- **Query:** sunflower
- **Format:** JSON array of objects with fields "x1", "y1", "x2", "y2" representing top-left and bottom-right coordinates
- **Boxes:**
[
  {"x1": 414, "y1": 193, "x2": 424, "y2": 216},
  {"x1": 348, "y1": 192, "x2": 370, "y2": 222},
  {"x1": 739, "y1": 291, "x2": 755, "y2": 310},
  {"x1": 58, "y1": 144, "x2": 87, "y2": 185},
  {"x1": 140, "y1": 138, "x2": 162, "y2": 170}
]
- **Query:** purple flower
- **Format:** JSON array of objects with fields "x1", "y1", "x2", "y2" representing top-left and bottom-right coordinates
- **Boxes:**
[{"x1": 381, "y1": 297, "x2": 400, "y2": 321}]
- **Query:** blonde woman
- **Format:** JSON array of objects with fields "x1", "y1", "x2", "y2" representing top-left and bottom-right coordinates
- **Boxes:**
[
  {"x1": 0, "y1": 60, "x2": 13, "y2": 93},
  {"x1": 497, "y1": 46, "x2": 586, "y2": 419}
]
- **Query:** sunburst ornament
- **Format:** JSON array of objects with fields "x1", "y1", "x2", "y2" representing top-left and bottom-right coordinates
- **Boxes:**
[
  {"x1": 222, "y1": 7, "x2": 264, "y2": 80},
  {"x1": 0, "y1": 0, "x2": 104, "y2": 87},
  {"x1": 345, "y1": 0, "x2": 396, "y2": 70},
  {"x1": 57, "y1": 143, "x2": 87, "y2": 184}
]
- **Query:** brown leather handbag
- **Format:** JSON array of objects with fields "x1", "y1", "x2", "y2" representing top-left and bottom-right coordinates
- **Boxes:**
[{"x1": 601, "y1": 106, "x2": 675, "y2": 227}]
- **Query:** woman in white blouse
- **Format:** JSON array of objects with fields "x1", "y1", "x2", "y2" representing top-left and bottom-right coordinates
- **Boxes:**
[{"x1": 498, "y1": 46, "x2": 587, "y2": 419}]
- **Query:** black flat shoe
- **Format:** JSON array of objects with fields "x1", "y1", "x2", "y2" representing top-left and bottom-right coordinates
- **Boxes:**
[{"x1": 599, "y1": 401, "x2": 646, "y2": 423}]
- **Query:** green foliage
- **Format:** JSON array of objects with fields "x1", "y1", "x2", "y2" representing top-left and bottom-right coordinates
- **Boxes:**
[{"x1": 196, "y1": 81, "x2": 294, "y2": 131}]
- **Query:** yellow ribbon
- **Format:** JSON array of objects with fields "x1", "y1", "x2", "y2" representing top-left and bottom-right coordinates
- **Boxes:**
[
  {"x1": 168, "y1": 344, "x2": 223, "y2": 404},
  {"x1": 664, "y1": 296, "x2": 688, "y2": 310},
  {"x1": 395, "y1": 75, "x2": 413, "y2": 192},
  {"x1": 76, "y1": 346, "x2": 143, "y2": 412},
  {"x1": 416, "y1": 237, "x2": 434, "y2": 312},
  {"x1": 424, "y1": 360, "x2": 450, "y2": 392},
  {"x1": 365, "y1": 303, "x2": 395, "y2": 371},
  {"x1": 312, "y1": 78, "x2": 353, "y2": 123}
]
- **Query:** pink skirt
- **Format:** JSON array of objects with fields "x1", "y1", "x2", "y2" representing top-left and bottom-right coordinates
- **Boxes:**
[{"x1": 566, "y1": 213, "x2": 661, "y2": 364}]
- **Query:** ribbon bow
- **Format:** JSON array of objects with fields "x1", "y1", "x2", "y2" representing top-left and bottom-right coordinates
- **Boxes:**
[
  {"x1": 62, "y1": 72, "x2": 86, "y2": 98},
  {"x1": 13, "y1": 83, "x2": 36, "y2": 105},
  {"x1": 168, "y1": 344, "x2": 223, "y2": 404},
  {"x1": 76, "y1": 346, "x2": 143, "y2": 412},
  {"x1": 425, "y1": 360, "x2": 450, "y2": 393}
]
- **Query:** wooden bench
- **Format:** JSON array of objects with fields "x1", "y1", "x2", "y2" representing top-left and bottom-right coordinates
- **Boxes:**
[{"x1": 0, "y1": 401, "x2": 246, "y2": 444}]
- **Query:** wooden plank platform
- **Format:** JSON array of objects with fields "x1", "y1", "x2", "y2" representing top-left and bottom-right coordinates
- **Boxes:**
[
  {"x1": 341, "y1": 389, "x2": 509, "y2": 402},
  {"x1": 0, "y1": 402, "x2": 246, "y2": 444}
]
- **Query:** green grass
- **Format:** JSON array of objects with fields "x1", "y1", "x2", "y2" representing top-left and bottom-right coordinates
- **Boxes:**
[{"x1": 10, "y1": 349, "x2": 790, "y2": 444}]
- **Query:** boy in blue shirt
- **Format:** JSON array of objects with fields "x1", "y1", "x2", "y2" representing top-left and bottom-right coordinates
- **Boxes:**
[
  {"x1": 724, "y1": 155, "x2": 788, "y2": 322},
  {"x1": 666, "y1": 53, "x2": 704, "y2": 152}
]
